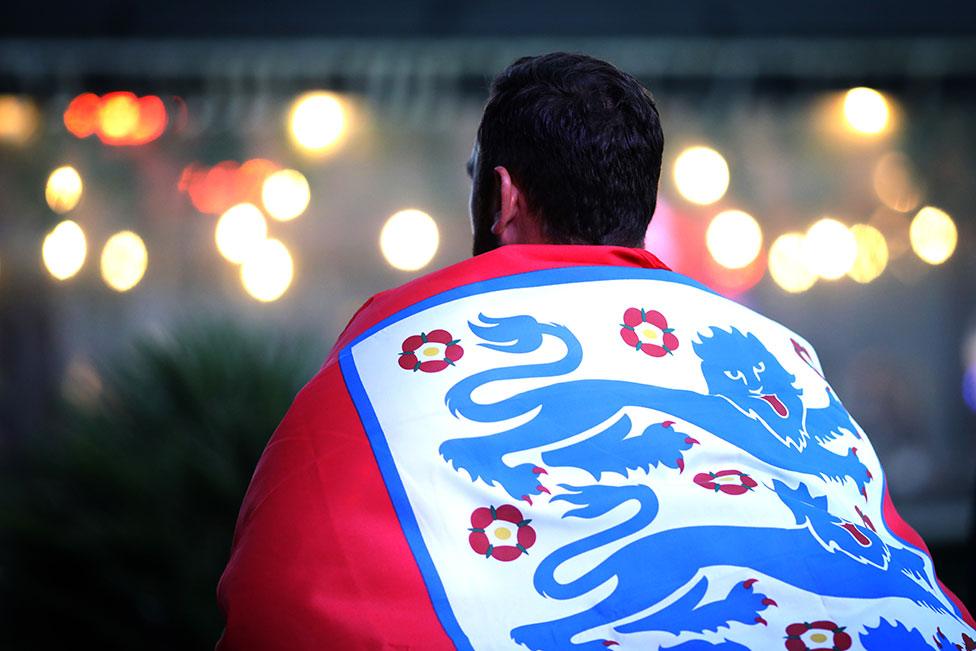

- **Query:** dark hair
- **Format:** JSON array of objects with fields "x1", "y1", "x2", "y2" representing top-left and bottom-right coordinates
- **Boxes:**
[{"x1": 476, "y1": 52, "x2": 665, "y2": 247}]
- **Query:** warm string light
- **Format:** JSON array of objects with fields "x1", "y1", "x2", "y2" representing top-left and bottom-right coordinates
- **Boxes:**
[
  {"x1": 46, "y1": 166, "x2": 84, "y2": 213},
  {"x1": 672, "y1": 146, "x2": 729, "y2": 206},
  {"x1": 240, "y1": 239, "x2": 294, "y2": 302},
  {"x1": 768, "y1": 233, "x2": 817, "y2": 294},
  {"x1": 32, "y1": 86, "x2": 949, "y2": 306},
  {"x1": 910, "y1": 206, "x2": 957, "y2": 265},
  {"x1": 842, "y1": 87, "x2": 890, "y2": 135},
  {"x1": 100, "y1": 231, "x2": 148, "y2": 292},
  {"x1": 64, "y1": 92, "x2": 168, "y2": 146},
  {"x1": 847, "y1": 224, "x2": 889, "y2": 284},
  {"x1": 0, "y1": 95, "x2": 39, "y2": 145},
  {"x1": 706, "y1": 210, "x2": 762, "y2": 270},
  {"x1": 215, "y1": 203, "x2": 268, "y2": 264},
  {"x1": 766, "y1": 219, "x2": 894, "y2": 293},
  {"x1": 262, "y1": 169, "x2": 311, "y2": 222},
  {"x1": 380, "y1": 209, "x2": 440, "y2": 272},
  {"x1": 211, "y1": 202, "x2": 298, "y2": 302},
  {"x1": 42, "y1": 220, "x2": 87, "y2": 280},
  {"x1": 288, "y1": 91, "x2": 349, "y2": 156},
  {"x1": 179, "y1": 159, "x2": 281, "y2": 216},
  {"x1": 802, "y1": 218, "x2": 858, "y2": 281}
]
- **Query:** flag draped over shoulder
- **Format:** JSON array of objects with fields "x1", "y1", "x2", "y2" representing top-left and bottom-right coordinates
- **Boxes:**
[{"x1": 216, "y1": 244, "x2": 975, "y2": 651}]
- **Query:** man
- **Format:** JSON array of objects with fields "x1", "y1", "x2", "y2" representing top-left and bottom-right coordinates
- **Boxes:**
[{"x1": 217, "y1": 53, "x2": 974, "y2": 650}]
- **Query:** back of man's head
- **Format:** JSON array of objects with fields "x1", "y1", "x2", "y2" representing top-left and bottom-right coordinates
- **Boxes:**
[{"x1": 476, "y1": 52, "x2": 665, "y2": 248}]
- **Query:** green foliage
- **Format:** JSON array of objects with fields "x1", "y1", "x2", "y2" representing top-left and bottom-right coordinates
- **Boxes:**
[{"x1": 0, "y1": 319, "x2": 323, "y2": 649}]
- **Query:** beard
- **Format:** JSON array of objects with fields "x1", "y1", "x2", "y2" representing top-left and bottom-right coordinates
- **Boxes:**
[{"x1": 472, "y1": 213, "x2": 501, "y2": 256}]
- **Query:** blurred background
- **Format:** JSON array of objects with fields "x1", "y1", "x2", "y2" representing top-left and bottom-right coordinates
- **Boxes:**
[{"x1": 1, "y1": 1, "x2": 974, "y2": 648}]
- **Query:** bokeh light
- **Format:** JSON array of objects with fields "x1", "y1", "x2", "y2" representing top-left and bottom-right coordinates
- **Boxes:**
[
  {"x1": 184, "y1": 161, "x2": 240, "y2": 215},
  {"x1": 705, "y1": 209, "x2": 762, "y2": 269},
  {"x1": 215, "y1": 203, "x2": 268, "y2": 264},
  {"x1": 98, "y1": 92, "x2": 141, "y2": 142},
  {"x1": 64, "y1": 93, "x2": 101, "y2": 138},
  {"x1": 65, "y1": 92, "x2": 167, "y2": 145},
  {"x1": 379, "y1": 209, "x2": 440, "y2": 271},
  {"x1": 673, "y1": 146, "x2": 730, "y2": 205},
  {"x1": 238, "y1": 159, "x2": 279, "y2": 200},
  {"x1": 843, "y1": 87, "x2": 890, "y2": 135},
  {"x1": 240, "y1": 238, "x2": 294, "y2": 302},
  {"x1": 130, "y1": 95, "x2": 168, "y2": 144},
  {"x1": 262, "y1": 169, "x2": 311, "y2": 222},
  {"x1": 288, "y1": 91, "x2": 348, "y2": 155},
  {"x1": 180, "y1": 159, "x2": 280, "y2": 215},
  {"x1": 873, "y1": 152, "x2": 922, "y2": 212},
  {"x1": 768, "y1": 232, "x2": 817, "y2": 293},
  {"x1": 868, "y1": 208, "x2": 911, "y2": 260},
  {"x1": 45, "y1": 165, "x2": 84, "y2": 214},
  {"x1": 847, "y1": 224, "x2": 889, "y2": 284},
  {"x1": 803, "y1": 217, "x2": 857, "y2": 280},
  {"x1": 100, "y1": 231, "x2": 148, "y2": 292},
  {"x1": 0, "y1": 95, "x2": 39, "y2": 145},
  {"x1": 42, "y1": 220, "x2": 87, "y2": 280},
  {"x1": 910, "y1": 206, "x2": 957, "y2": 265}
]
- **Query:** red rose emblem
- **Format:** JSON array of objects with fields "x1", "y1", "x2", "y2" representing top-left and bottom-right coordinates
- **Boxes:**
[
  {"x1": 398, "y1": 329, "x2": 463, "y2": 373},
  {"x1": 785, "y1": 620, "x2": 852, "y2": 651},
  {"x1": 693, "y1": 469, "x2": 759, "y2": 495},
  {"x1": 620, "y1": 307, "x2": 678, "y2": 357},
  {"x1": 468, "y1": 504, "x2": 536, "y2": 562}
]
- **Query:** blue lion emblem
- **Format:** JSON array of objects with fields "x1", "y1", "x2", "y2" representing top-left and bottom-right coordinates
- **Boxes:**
[
  {"x1": 435, "y1": 313, "x2": 963, "y2": 649},
  {"x1": 505, "y1": 479, "x2": 946, "y2": 650},
  {"x1": 441, "y1": 313, "x2": 866, "y2": 503}
]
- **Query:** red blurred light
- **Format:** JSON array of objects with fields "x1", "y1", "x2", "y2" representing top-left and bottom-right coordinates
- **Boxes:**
[
  {"x1": 131, "y1": 95, "x2": 168, "y2": 144},
  {"x1": 180, "y1": 159, "x2": 281, "y2": 215},
  {"x1": 186, "y1": 161, "x2": 235, "y2": 214},
  {"x1": 239, "y1": 158, "x2": 279, "y2": 203},
  {"x1": 64, "y1": 92, "x2": 168, "y2": 145},
  {"x1": 64, "y1": 93, "x2": 101, "y2": 138},
  {"x1": 97, "y1": 91, "x2": 141, "y2": 144}
]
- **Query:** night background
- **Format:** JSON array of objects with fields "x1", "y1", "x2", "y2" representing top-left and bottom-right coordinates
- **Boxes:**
[{"x1": 1, "y1": 2, "x2": 974, "y2": 648}]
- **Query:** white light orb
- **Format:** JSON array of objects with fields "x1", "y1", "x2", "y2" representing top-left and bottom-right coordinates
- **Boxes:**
[
  {"x1": 802, "y1": 218, "x2": 858, "y2": 280},
  {"x1": 843, "y1": 87, "x2": 890, "y2": 135},
  {"x1": 262, "y1": 169, "x2": 311, "y2": 222},
  {"x1": 768, "y1": 232, "x2": 817, "y2": 294},
  {"x1": 46, "y1": 165, "x2": 83, "y2": 213},
  {"x1": 910, "y1": 206, "x2": 957, "y2": 265},
  {"x1": 42, "y1": 219, "x2": 87, "y2": 280},
  {"x1": 240, "y1": 238, "x2": 294, "y2": 302},
  {"x1": 847, "y1": 224, "x2": 889, "y2": 284},
  {"x1": 379, "y1": 209, "x2": 440, "y2": 271},
  {"x1": 706, "y1": 209, "x2": 763, "y2": 269},
  {"x1": 215, "y1": 203, "x2": 268, "y2": 264},
  {"x1": 100, "y1": 230, "x2": 148, "y2": 292},
  {"x1": 672, "y1": 146, "x2": 730, "y2": 206},
  {"x1": 288, "y1": 91, "x2": 348, "y2": 155}
]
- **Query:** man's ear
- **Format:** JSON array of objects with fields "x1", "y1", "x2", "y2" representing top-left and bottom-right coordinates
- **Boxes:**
[{"x1": 490, "y1": 165, "x2": 524, "y2": 244}]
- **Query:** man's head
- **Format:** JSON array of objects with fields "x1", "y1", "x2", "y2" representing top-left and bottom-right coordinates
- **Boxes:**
[{"x1": 468, "y1": 52, "x2": 665, "y2": 255}]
